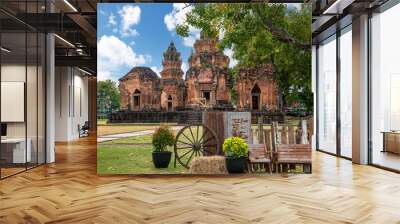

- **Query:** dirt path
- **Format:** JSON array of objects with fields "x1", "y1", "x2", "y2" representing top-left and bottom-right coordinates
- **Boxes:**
[{"x1": 97, "y1": 126, "x2": 183, "y2": 143}]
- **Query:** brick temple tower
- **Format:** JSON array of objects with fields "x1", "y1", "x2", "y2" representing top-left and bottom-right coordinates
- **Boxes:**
[
  {"x1": 160, "y1": 42, "x2": 186, "y2": 111},
  {"x1": 185, "y1": 33, "x2": 232, "y2": 109},
  {"x1": 236, "y1": 64, "x2": 279, "y2": 112}
]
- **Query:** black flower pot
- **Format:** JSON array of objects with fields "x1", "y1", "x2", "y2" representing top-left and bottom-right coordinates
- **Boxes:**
[
  {"x1": 225, "y1": 156, "x2": 247, "y2": 173},
  {"x1": 152, "y1": 151, "x2": 172, "y2": 168}
]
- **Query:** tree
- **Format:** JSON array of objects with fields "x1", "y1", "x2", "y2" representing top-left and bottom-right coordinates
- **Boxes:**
[
  {"x1": 176, "y1": 3, "x2": 313, "y2": 112},
  {"x1": 97, "y1": 80, "x2": 120, "y2": 112}
]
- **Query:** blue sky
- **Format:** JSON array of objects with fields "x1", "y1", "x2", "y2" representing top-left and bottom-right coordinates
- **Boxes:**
[{"x1": 97, "y1": 3, "x2": 202, "y2": 81}]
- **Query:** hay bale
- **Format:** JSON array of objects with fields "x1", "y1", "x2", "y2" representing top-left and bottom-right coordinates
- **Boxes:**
[{"x1": 189, "y1": 156, "x2": 228, "y2": 174}]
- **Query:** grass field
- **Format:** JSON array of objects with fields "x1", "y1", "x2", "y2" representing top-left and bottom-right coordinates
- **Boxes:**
[{"x1": 97, "y1": 134, "x2": 189, "y2": 174}]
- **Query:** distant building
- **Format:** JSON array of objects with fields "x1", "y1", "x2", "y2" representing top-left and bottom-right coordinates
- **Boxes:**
[
  {"x1": 119, "y1": 67, "x2": 161, "y2": 111},
  {"x1": 119, "y1": 36, "x2": 279, "y2": 112}
]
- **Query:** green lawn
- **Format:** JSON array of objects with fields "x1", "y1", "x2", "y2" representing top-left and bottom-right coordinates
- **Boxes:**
[{"x1": 97, "y1": 134, "x2": 189, "y2": 174}]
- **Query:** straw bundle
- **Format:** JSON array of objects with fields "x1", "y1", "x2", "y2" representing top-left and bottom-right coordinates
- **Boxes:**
[{"x1": 189, "y1": 156, "x2": 228, "y2": 174}]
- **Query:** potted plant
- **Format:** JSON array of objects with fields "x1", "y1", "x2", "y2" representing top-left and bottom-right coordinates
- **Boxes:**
[
  {"x1": 222, "y1": 137, "x2": 249, "y2": 173},
  {"x1": 152, "y1": 125, "x2": 175, "y2": 168}
]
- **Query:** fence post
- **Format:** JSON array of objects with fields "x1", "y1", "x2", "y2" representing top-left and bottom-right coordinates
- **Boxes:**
[
  {"x1": 258, "y1": 116, "x2": 263, "y2": 143},
  {"x1": 301, "y1": 120, "x2": 308, "y2": 144},
  {"x1": 288, "y1": 126, "x2": 295, "y2": 144},
  {"x1": 271, "y1": 121, "x2": 279, "y2": 152}
]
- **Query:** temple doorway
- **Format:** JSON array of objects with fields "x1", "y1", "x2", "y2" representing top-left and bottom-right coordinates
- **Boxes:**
[
  {"x1": 133, "y1": 89, "x2": 141, "y2": 110},
  {"x1": 203, "y1": 91, "x2": 210, "y2": 105},
  {"x1": 251, "y1": 84, "x2": 261, "y2": 111},
  {"x1": 167, "y1": 95, "x2": 173, "y2": 111}
]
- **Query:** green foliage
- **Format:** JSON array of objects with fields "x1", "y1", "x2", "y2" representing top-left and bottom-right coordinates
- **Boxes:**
[
  {"x1": 152, "y1": 125, "x2": 175, "y2": 152},
  {"x1": 176, "y1": 3, "x2": 313, "y2": 112},
  {"x1": 222, "y1": 137, "x2": 249, "y2": 158},
  {"x1": 97, "y1": 80, "x2": 121, "y2": 111}
]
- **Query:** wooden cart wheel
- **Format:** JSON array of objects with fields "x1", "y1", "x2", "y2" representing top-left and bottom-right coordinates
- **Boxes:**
[{"x1": 174, "y1": 124, "x2": 219, "y2": 169}]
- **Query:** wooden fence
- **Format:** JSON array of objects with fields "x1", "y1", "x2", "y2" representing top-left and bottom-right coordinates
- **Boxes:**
[{"x1": 250, "y1": 118, "x2": 313, "y2": 152}]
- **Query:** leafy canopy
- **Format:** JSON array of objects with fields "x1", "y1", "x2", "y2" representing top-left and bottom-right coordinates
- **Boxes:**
[{"x1": 176, "y1": 3, "x2": 313, "y2": 111}]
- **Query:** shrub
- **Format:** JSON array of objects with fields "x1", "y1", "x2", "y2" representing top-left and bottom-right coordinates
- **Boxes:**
[
  {"x1": 152, "y1": 125, "x2": 175, "y2": 152},
  {"x1": 222, "y1": 137, "x2": 248, "y2": 158}
]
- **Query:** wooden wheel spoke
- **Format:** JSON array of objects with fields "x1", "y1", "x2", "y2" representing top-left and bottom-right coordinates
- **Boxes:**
[
  {"x1": 203, "y1": 136, "x2": 215, "y2": 145},
  {"x1": 201, "y1": 147, "x2": 215, "y2": 155},
  {"x1": 177, "y1": 140, "x2": 193, "y2": 147},
  {"x1": 185, "y1": 150, "x2": 196, "y2": 167},
  {"x1": 196, "y1": 125, "x2": 200, "y2": 143},
  {"x1": 189, "y1": 126, "x2": 196, "y2": 144},
  {"x1": 178, "y1": 149, "x2": 193, "y2": 160},
  {"x1": 176, "y1": 146, "x2": 193, "y2": 150},
  {"x1": 181, "y1": 131, "x2": 194, "y2": 144},
  {"x1": 198, "y1": 128, "x2": 209, "y2": 143},
  {"x1": 202, "y1": 144, "x2": 217, "y2": 148}
]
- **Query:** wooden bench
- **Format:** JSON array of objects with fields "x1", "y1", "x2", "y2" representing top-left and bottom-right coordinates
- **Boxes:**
[
  {"x1": 248, "y1": 144, "x2": 273, "y2": 173},
  {"x1": 276, "y1": 144, "x2": 312, "y2": 173}
]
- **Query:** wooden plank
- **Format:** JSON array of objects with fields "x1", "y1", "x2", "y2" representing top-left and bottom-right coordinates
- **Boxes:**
[
  {"x1": 203, "y1": 111, "x2": 225, "y2": 155},
  {"x1": 281, "y1": 126, "x2": 288, "y2": 144},
  {"x1": 288, "y1": 126, "x2": 295, "y2": 144},
  {"x1": 264, "y1": 129, "x2": 271, "y2": 151}
]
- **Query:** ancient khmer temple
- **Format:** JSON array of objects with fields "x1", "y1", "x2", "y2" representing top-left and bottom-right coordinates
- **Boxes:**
[
  {"x1": 118, "y1": 36, "x2": 279, "y2": 112},
  {"x1": 185, "y1": 34, "x2": 232, "y2": 109}
]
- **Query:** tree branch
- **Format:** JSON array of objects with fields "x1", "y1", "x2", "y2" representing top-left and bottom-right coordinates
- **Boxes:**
[
  {"x1": 254, "y1": 4, "x2": 311, "y2": 51},
  {"x1": 261, "y1": 19, "x2": 311, "y2": 51}
]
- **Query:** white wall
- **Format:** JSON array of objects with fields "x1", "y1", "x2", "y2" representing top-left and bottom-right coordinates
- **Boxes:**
[
  {"x1": 1, "y1": 65, "x2": 26, "y2": 139},
  {"x1": 55, "y1": 67, "x2": 89, "y2": 141}
]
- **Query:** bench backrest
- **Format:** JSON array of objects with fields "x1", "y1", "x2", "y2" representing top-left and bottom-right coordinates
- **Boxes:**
[
  {"x1": 249, "y1": 144, "x2": 267, "y2": 159},
  {"x1": 276, "y1": 144, "x2": 311, "y2": 162},
  {"x1": 276, "y1": 144, "x2": 311, "y2": 152}
]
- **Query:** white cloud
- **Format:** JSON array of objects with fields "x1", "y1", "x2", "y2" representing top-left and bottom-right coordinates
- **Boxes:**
[
  {"x1": 223, "y1": 48, "x2": 238, "y2": 68},
  {"x1": 119, "y1": 5, "x2": 141, "y2": 37},
  {"x1": 145, "y1": 54, "x2": 152, "y2": 63},
  {"x1": 108, "y1": 13, "x2": 117, "y2": 26},
  {"x1": 181, "y1": 62, "x2": 188, "y2": 79},
  {"x1": 181, "y1": 62, "x2": 188, "y2": 73},
  {"x1": 286, "y1": 3, "x2": 301, "y2": 10},
  {"x1": 97, "y1": 35, "x2": 148, "y2": 81},
  {"x1": 219, "y1": 29, "x2": 225, "y2": 40},
  {"x1": 164, "y1": 3, "x2": 190, "y2": 31},
  {"x1": 182, "y1": 33, "x2": 200, "y2": 47},
  {"x1": 98, "y1": 71, "x2": 113, "y2": 81},
  {"x1": 151, "y1": 66, "x2": 162, "y2": 77},
  {"x1": 121, "y1": 28, "x2": 139, "y2": 37},
  {"x1": 164, "y1": 3, "x2": 200, "y2": 47}
]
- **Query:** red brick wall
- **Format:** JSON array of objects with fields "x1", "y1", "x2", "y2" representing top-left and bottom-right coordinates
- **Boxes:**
[{"x1": 119, "y1": 75, "x2": 160, "y2": 111}]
